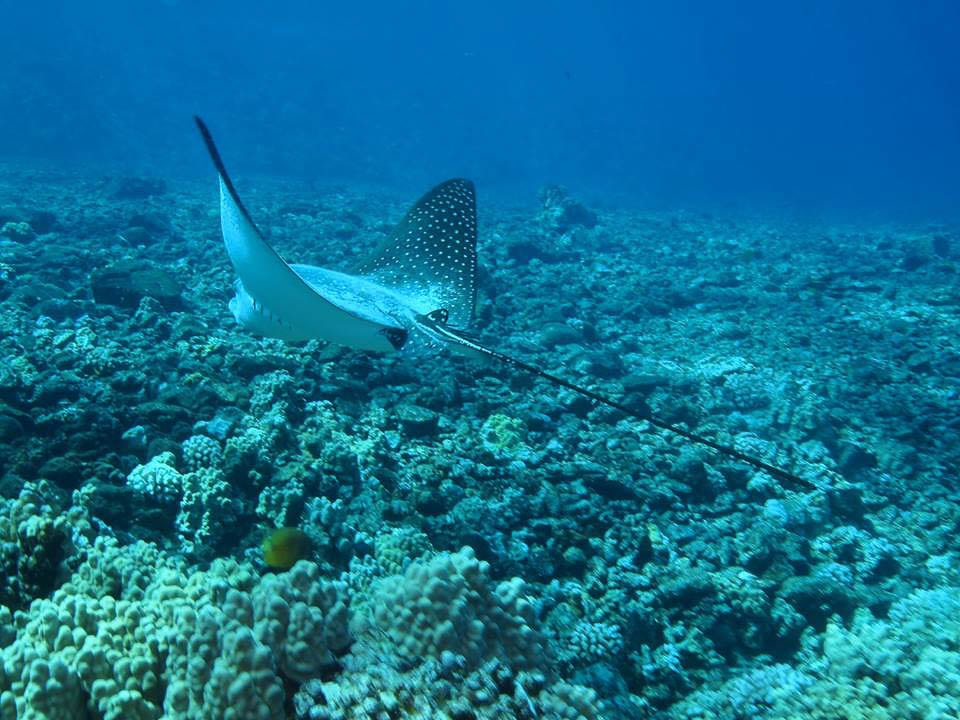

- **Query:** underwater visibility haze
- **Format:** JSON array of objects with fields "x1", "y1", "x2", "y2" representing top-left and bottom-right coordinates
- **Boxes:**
[{"x1": 1, "y1": 2, "x2": 959, "y2": 719}]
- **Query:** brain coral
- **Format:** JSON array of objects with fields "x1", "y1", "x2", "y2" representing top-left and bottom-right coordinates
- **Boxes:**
[{"x1": 125, "y1": 452, "x2": 183, "y2": 503}]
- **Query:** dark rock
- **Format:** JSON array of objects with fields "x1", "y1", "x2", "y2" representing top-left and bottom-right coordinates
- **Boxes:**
[
  {"x1": 28, "y1": 210, "x2": 58, "y2": 234},
  {"x1": 71, "y1": 427, "x2": 118, "y2": 457},
  {"x1": 171, "y1": 315, "x2": 213, "y2": 341},
  {"x1": 836, "y1": 444, "x2": 878, "y2": 478},
  {"x1": 711, "y1": 272, "x2": 743, "y2": 289},
  {"x1": 230, "y1": 353, "x2": 299, "y2": 378},
  {"x1": 8, "y1": 282, "x2": 69, "y2": 308},
  {"x1": 525, "y1": 411, "x2": 554, "y2": 432},
  {"x1": 828, "y1": 483, "x2": 866, "y2": 521},
  {"x1": 147, "y1": 437, "x2": 181, "y2": 460},
  {"x1": 455, "y1": 531, "x2": 496, "y2": 567},
  {"x1": 90, "y1": 260, "x2": 183, "y2": 310},
  {"x1": 332, "y1": 224, "x2": 357, "y2": 239},
  {"x1": 579, "y1": 322, "x2": 599, "y2": 342},
  {"x1": 111, "y1": 371, "x2": 147, "y2": 394},
  {"x1": 278, "y1": 201, "x2": 325, "y2": 216},
  {"x1": 86, "y1": 482, "x2": 140, "y2": 527},
  {"x1": 900, "y1": 252, "x2": 929, "y2": 271},
  {"x1": 0, "y1": 410, "x2": 25, "y2": 442},
  {"x1": 120, "y1": 226, "x2": 152, "y2": 245},
  {"x1": 622, "y1": 373, "x2": 669, "y2": 395},
  {"x1": 565, "y1": 393, "x2": 595, "y2": 417},
  {"x1": 581, "y1": 466, "x2": 640, "y2": 501},
  {"x1": 414, "y1": 482, "x2": 462, "y2": 516},
  {"x1": 506, "y1": 238, "x2": 561, "y2": 264},
  {"x1": 540, "y1": 322, "x2": 584, "y2": 348},
  {"x1": 38, "y1": 456, "x2": 82, "y2": 488},
  {"x1": 396, "y1": 404, "x2": 439, "y2": 438},
  {"x1": 34, "y1": 298, "x2": 85, "y2": 321},
  {"x1": 0, "y1": 473, "x2": 23, "y2": 498},
  {"x1": 382, "y1": 499, "x2": 411, "y2": 521},
  {"x1": 158, "y1": 383, "x2": 224, "y2": 416},
  {"x1": 138, "y1": 402, "x2": 191, "y2": 427},
  {"x1": 127, "y1": 211, "x2": 171, "y2": 234},
  {"x1": 671, "y1": 450, "x2": 710, "y2": 497},
  {"x1": 633, "y1": 529, "x2": 654, "y2": 569},
  {"x1": 379, "y1": 363, "x2": 420, "y2": 387},
  {"x1": 625, "y1": 605, "x2": 663, "y2": 650},
  {"x1": 0, "y1": 205, "x2": 27, "y2": 225},
  {"x1": 560, "y1": 545, "x2": 588, "y2": 576},
  {"x1": 659, "y1": 568, "x2": 713, "y2": 608},
  {"x1": 656, "y1": 398, "x2": 700, "y2": 427},
  {"x1": 679, "y1": 286, "x2": 706, "y2": 307},
  {"x1": 111, "y1": 177, "x2": 167, "y2": 200},
  {"x1": 584, "y1": 351, "x2": 624, "y2": 379},
  {"x1": 30, "y1": 372, "x2": 83, "y2": 406},
  {"x1": 538, "y1": 185, "x2": 598, "y2": 230},
  {"x1": 0, "y1": 221, "x2": 35, "y2": 242},
  {"x1": 779, "y1": 574, "x2": 855, "y2": 630},
  {"x1": 906, "y1": 351, "x2": 934, "y2": 374},
  {"x1": 414, "y1": 377, "x2": 462, "y2": 411},
  {"x1": 932, "y1": 234, "x2": 951, "y2": 258}
]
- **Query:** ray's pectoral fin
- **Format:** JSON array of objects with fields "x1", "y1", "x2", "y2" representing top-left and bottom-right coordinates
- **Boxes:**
[
  {"x1": 354, "y1": 180, "x2": 479, "y2": 328},
  {"x1": 194, "y1": 116, "x2": 395, "y2": 350}
]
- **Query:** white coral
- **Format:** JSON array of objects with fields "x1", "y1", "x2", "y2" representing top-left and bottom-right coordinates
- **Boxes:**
[{"x1": 126, "y1": 452, "x2": 182, "y2": 503}]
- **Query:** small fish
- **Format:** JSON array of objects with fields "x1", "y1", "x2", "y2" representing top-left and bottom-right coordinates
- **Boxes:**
[{"x1": 262, "y1": 527, "x2": 311, "y2": 570}]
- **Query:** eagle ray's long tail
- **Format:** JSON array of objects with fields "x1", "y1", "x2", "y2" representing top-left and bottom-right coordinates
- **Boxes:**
[
  {"x1": 499, "y1": 350, "x2": 816, "y2": 491},
  {"x1": 416, "y1": 310, "x2": 817, "y2": 492}
]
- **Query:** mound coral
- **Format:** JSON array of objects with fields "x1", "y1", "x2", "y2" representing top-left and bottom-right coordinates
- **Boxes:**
[
  {"x1": 355, "y1": 546, "x2": 542, "y2": 669},
  {"x1": 0, "y1": 539, "x2": 349, "y2": 720}
]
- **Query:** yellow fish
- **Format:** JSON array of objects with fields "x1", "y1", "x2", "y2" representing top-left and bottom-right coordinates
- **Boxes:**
[{"x1": 262, "y1": 527, "x2": 311, "y2": 570}]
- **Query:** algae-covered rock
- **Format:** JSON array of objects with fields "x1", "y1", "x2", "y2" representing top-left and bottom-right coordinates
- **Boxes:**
[
  {"x1": 778, "y1": 573, "x2": 856, "y2": 630},
  {"x1": 90, "y1": 260, "x2": 182, "y2": 310},
  {"x1": 540, "y1": 322, "x2": 585, "y2": 348},
  {"x1": 110, "y1": 176, "x2": 167, "y2": 200},
  {"x1": 396, "y1": 404, "x2": 439, "y2": 438},
  {"x1": 538, "y1": 185, "x2": 598, "y2": 231}
]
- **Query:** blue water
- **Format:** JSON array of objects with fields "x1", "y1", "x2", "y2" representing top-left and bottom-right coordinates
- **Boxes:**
[
  {"x1": 1, "y1": 1, "x2": 958, "y2": 216},
  {"x1": 3, "y1": 5, "x2": 960, "y2": 718}
]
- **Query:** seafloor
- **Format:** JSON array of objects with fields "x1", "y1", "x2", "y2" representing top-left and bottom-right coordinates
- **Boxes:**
[{"x1": 0, "y1": 165, "x2": 958, "y2": 720}]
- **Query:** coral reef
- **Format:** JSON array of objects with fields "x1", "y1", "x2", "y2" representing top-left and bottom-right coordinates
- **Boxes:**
[
  {"x1": 668, "y1": 586, "x2": 960, "y2": 719},
  {"x1": 0, "y1": 171, "x2": 957, "y2": 718}
]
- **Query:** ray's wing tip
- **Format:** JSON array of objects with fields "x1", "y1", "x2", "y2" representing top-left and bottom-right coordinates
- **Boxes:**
[
  {"x1": 191, "y1": 117, "x2": 262, "y2": 234},
  {"x1": 443, "y1": 178, "x2": 476, "y2": 195},
  {"x1": 193, "y1": 115, "x2": 225, "y2": 172},
  {"x1": 193, "y1": 115, "x2": 216, "y2": 151}
]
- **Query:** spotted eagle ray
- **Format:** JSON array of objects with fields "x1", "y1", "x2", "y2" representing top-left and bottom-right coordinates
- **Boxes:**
[{"x1": 194, "y1": 117, "x2": 813, "y2": 491}]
